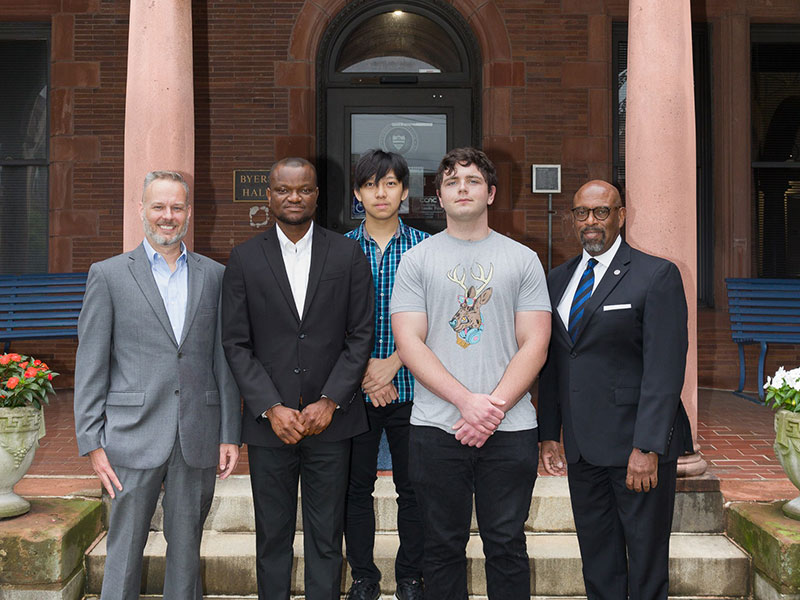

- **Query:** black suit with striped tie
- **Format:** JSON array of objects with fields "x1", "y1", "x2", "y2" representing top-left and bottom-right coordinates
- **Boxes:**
[{"x1": 538, "y1": 240, "x2": 693, "y2": 600}]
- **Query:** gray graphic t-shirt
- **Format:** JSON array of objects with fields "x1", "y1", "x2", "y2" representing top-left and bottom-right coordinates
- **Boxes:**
[{"x1": 390, "y1": 230, "x2": 551, "y2": 433}]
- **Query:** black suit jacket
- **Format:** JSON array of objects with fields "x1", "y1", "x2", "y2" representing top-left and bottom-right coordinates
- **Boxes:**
[
  {"x1": 538, "y1": 241, "x2": 693, "y2": 466},
  {"x1": 221, "y1": 224, "x2": 374, "y2": 447}
]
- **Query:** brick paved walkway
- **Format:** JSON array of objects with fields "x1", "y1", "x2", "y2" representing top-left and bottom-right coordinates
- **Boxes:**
[{"x1": 16, "y1": 388, "x2": 799, "y2": 502}]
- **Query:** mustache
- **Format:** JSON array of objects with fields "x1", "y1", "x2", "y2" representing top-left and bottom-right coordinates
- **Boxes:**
[{"x1": 580, "y1": 226, "x2": 604, "y2": 234}]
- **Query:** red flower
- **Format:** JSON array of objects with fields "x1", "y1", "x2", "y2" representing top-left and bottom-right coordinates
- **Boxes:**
[
  {"x1": 6, "y1": 377, "x2": 19, "y2": 390},
  {"x1": 19, "y1": 362, "x2": 28, "y2": 369},
  {"x1": 47, "y1": 373, "x2": 53, "y2": 381},
  {"x1": 40, "y1": 363, "x2": 49, "y2": 370},
  {"x1": 33, "y1": 360, "x2": 41, "y2": 366},
  {"x1": 0, "y1": 355, "x2": 9, "y2": 365},
  {"x1": 8, "y1": 354, "x2": 21, "y2": 362},
  {"x1": 24, "y1": 367, "x2": 38, "y2": 378}
]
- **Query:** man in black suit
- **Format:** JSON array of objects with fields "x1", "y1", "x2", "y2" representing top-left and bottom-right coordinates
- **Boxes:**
[
  {"x1": 222, "y1": 157, "x2": 374, "y2": 600},
  {"x1": 538, "y1": 180, "x2": 692, "y2": 600}
]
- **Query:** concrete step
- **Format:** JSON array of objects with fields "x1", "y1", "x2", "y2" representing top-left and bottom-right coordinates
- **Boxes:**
[
  {"x1": 147, "y1": 474, "x2": 723, "y2": 534},
  {"x1": 84, "y1": 597, "x2": 747, "y2": 600},
  {"x1": 85, "y1": 531, "x2": 749, "y2": 597},
  {"x1": 83, "y1": 597, "x2": 747, "y2": 600}
]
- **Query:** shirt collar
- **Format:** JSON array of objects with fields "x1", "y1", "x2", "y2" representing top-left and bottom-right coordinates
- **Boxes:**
[
  {"x1": 142, "y1": 236, "x2": 187, "y2": 268},
  {"x1": 358, "y1": 218, "x2": 407, "y2": 243},
  {"x1": 276, "y1": 221, "x2": 314, "y2": 252},
  {"x1": 581, "y1": 234, "x2": 622, "y2": 269}
]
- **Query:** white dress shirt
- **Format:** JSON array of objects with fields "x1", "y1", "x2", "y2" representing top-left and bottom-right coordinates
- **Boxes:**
[
  {"x1": 142, "y1": 236, "x2": 189, "y2": 343},
  {"x1": 276, "y1": 222, "x2": 313, "y2": 319},
  {"x1": 557, "y1": 234, "x2": 622, "y2": 328}
]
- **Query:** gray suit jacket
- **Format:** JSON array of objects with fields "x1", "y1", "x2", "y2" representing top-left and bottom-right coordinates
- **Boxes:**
[{"x1": 74, "y1": 243, "x2": 241, "y2": 470}]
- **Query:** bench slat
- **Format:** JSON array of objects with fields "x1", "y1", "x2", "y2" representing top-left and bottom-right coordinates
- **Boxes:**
[
  {"x1": 0, "y1": 310, "x2": 81, "y2": 327},
  {"x1": 0, "y1": 330, "x2": 78, "y2": 341},
  {"x1": 0, "y1": 302, "x2": 84, "y2": 311},
  {"x1": 1, "y1": 319, "x2": 79, "y2": 329},
  {"x1": 731, "y1": 324, "x2": 800, "y2": 333},
  {"x1": 730, "y1": 308, "x2": 800, "y2": 316},
  {"x1": 729, "y1": 301, "x2": 800, "y2": 309},
  {"x1": 0, "y1": 285, "x2": 87, "y2": 295}
]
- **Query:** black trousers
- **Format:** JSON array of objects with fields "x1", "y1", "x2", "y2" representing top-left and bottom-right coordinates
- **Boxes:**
[
  {"x1": 567, "y1": 458, "x2": 678, "y2": 600},
  {"x1": 345, "y1": 401, "x2": 424, "y2": 583},
  {"x1": 409, "y1": 425, "x2": 539, "y2": 600},
  {"x1": 249, "y1": 437, "x2": 350, "y2": 600}
]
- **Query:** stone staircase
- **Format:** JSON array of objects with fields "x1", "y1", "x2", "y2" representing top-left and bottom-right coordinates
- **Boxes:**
[{"x1": 84, "y1": 475, "x2": 751, "y2": 599}]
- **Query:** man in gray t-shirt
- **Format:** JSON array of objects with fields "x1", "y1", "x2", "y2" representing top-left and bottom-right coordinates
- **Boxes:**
[{"x1": 391, "y1": 148, "x2": 551, "y2": 600}]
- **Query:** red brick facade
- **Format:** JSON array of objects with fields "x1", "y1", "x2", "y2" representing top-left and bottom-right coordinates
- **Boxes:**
[{"x1": 2, "y1": 0, "x2": 800, "y2": 389}]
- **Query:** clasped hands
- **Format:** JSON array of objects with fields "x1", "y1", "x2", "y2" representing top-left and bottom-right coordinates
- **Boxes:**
[
  {"x1": 451, "y1": 392, "x2": 506, "y2": 448},
  {"x1": 362, "y1": 356, "x2": 402, "y2": 407},
  {"x1": 266, "y1": 396, "x2": 336, "y2": 444}
]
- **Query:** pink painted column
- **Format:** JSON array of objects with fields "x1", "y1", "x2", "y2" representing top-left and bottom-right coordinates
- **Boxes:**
[
  {"x1": 625, "y1": 0, "x2": 706, "y2": 475},
  {"x1": 123, "y1": 0, "x2": 195, "y2": 252}
]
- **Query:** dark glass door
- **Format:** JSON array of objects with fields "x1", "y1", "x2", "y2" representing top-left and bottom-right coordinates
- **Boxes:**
[{"x1": 324, "y1": 88, "x2": 472, "y2": 234}]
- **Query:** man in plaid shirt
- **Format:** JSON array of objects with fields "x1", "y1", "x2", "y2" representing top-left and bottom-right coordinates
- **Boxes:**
[{"x1": 344, "y1": 149, "x2": 429, "y2": 600}]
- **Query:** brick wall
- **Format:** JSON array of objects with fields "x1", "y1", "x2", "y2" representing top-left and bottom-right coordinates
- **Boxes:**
[{"x1": 1, "y1": 0, "x2": 799, "y2": 387}]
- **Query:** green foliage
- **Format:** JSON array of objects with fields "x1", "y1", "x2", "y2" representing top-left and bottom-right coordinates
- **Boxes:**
[
  {"x1": 764, "y1": 367, "x2": 800, "y2": 413},
  {"x1": 0, "y1": 353, "x2": 58, "y2": 409}
]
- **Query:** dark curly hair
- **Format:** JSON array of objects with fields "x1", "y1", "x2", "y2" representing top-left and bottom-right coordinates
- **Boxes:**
[{"x1": 434, "y1": 147, "x2": 497, "y2": 193}]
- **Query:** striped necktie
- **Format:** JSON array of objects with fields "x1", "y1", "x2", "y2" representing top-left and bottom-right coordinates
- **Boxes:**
[{"x1": 568, "y1": 258, "x2": 598, "y2": 342}]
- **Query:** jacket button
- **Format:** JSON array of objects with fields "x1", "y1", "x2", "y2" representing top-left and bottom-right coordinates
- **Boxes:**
[
  {"x1": 177, "y1": 352, "x2": 183, "y2": 359},
  {"x1": 299, "y1": 333, "x2": 306, "y2": 339},
  {"x1": 174, "y1": 390, "x2": 179, "y2": 396},
  {"x1": 570, "y1": 352, "x2": 577, "y2": 358},
  {"x1": 293, "y1": 368, "x2": 301, "y2": 374}
]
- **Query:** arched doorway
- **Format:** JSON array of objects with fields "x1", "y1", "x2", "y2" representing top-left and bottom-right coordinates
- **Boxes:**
[{"x1": 317, "y1": 0, "x2": 481, "y2": 234}]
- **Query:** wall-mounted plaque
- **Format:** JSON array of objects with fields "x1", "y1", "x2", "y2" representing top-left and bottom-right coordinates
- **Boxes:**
[
  {"x1": 233, "y1": 170, "x2": 270, "y2": 202},
  {"x1": 531, "y1": 164, "x2": 561, "y2": 194}
]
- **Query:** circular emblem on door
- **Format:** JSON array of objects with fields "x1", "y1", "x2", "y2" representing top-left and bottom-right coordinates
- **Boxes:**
[{"x1": 378, "y1": 124, "x2": 419, "y2": 155}]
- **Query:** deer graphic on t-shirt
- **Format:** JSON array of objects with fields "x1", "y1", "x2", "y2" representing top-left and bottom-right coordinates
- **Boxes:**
[{"x1": 447, "y1": 263, "x2": 493, "y2": 348}]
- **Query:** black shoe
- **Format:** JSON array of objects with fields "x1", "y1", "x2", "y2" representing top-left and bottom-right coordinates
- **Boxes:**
[
  {"x1": 394, "y1": 578, "x2": 423, "y2": 600},
  {"x1": 346, "y1": 578, "x2": 381, "y2": 600}
]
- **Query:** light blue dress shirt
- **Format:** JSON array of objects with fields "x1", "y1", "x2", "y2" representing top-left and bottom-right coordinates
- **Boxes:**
[{"x1": 142, "y1": 237, "x2": 189, "y2": 343}]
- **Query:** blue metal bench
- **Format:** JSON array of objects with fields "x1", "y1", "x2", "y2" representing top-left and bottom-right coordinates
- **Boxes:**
[
  {"x1": 725, "y1": 278, "x2": 800, "y2": 402},
  {"x1": 0, "y1": 273, "x2": 88, "y2": 353}
]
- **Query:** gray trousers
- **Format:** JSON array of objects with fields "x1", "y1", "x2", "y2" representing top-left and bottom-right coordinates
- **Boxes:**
[{"x1": 100, "y1": 435, "x2": 216, "y2": 600}]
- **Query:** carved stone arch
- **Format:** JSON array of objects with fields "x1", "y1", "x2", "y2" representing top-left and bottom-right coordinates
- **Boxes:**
[{"x1": 275, "y1": 0, "x2": 524, "y2": 146}]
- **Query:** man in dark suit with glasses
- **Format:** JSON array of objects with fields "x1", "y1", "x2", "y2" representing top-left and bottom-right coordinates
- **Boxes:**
[{"x1": 538, "y1": 179, "x2": 693, "y2": 600}]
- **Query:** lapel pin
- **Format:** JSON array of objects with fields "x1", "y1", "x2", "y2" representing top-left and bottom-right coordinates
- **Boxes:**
[{"x1": 614, "y1": 269, "x2": 621, "y2": 275}]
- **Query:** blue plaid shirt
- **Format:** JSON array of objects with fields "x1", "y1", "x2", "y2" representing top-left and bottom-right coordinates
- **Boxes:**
[{"x1": 346, "y1": 219, "x2": 430, "y2": 404}]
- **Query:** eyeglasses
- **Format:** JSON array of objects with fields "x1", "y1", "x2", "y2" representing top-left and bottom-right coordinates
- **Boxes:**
[{"x1": 570, "y1": 206, "x2": 620, "y2": 221}]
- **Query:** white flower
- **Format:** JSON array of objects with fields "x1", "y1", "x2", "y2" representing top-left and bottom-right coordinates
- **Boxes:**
[
  {"x1": 787, "y1": 367, "x2": 800, "y2": 390},
  {"x1": 765, "y1": 366, "x2": 788, "y2": 390}
]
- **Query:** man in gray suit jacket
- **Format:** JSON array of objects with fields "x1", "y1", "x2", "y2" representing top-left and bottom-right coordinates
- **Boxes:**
[{"x1": 74, "y1": 170, "x2": 241, "y2": 600}]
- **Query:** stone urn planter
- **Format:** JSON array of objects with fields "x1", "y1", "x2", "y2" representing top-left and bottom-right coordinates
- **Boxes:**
[
  {"x1": 0, "y1": 352, "x2": 57, "y2": 519},
  {"x1": 774, "y1": 408, "x2": 800, "y2": 520},
  {"x1": 0, "y1": 405, "x2": 44, "y2": 518}
]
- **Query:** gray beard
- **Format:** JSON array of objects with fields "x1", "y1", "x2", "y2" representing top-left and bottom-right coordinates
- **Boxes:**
[
  {"x1": 143, "y1": 218, "x2": 189, "y2": 247},
  {"x1": 580, "y1": 229, "x2": 606, "y2": 254}
]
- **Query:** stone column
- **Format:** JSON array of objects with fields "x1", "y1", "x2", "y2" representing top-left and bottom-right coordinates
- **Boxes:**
[
  {"x1": 625, "y1": 0, "x2": 706, "y2": 475},
  {"x1": 123, "y1": 0, "x2": 195, "y2": 252}
]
